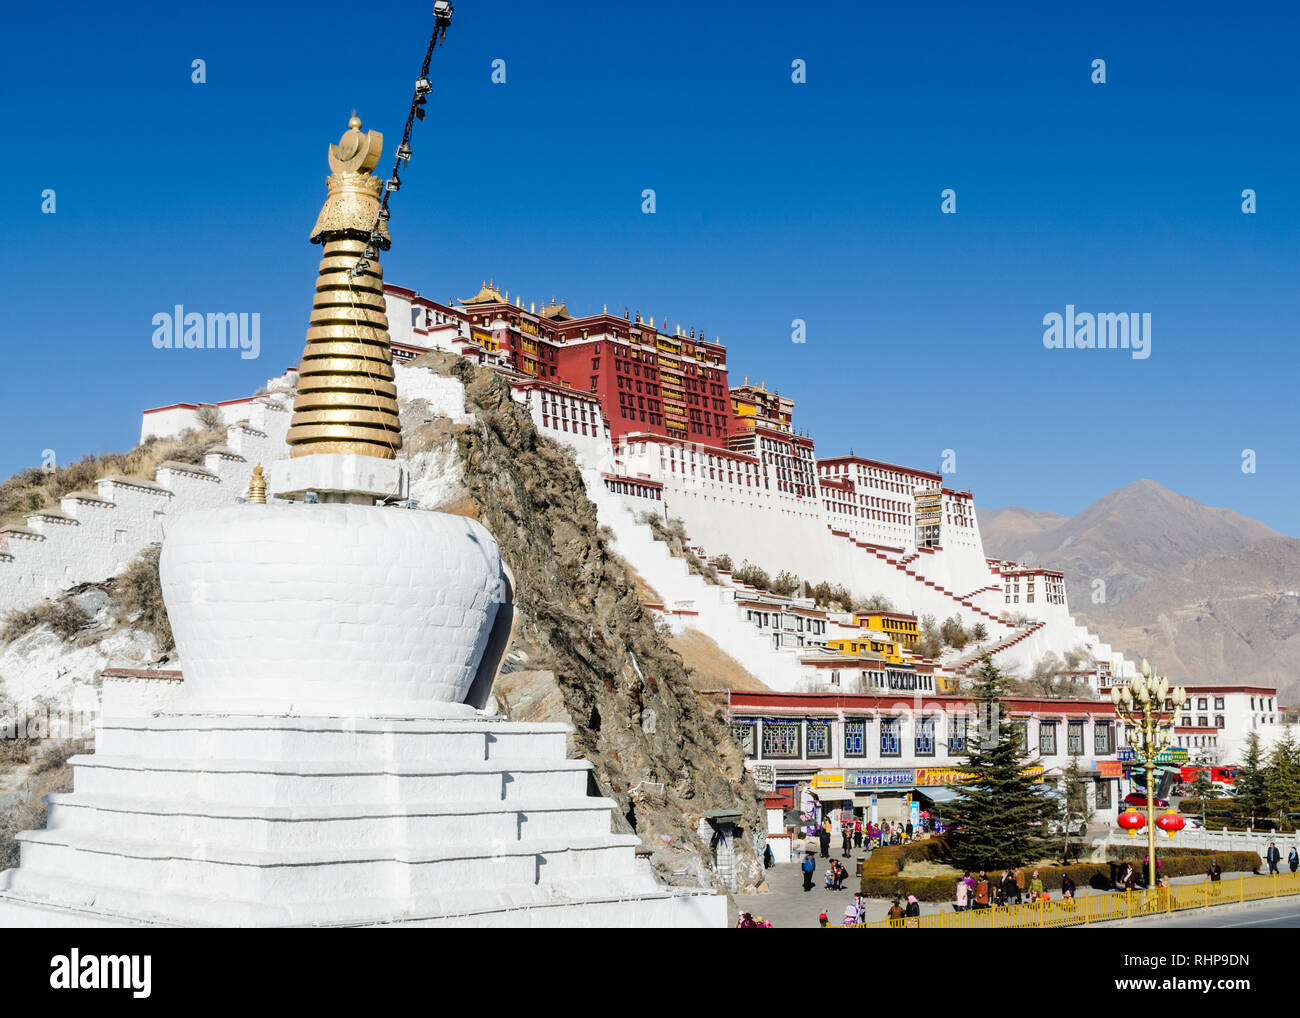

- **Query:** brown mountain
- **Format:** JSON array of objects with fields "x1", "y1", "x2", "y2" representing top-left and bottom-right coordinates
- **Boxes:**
[{"x1": 978, "y1": 481, "x2": 1300, "y2": 702}]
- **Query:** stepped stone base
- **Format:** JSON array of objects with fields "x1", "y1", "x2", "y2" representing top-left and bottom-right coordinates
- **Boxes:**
[{"x1": 0, "y1": 712, "x2": 725, "y2": 928}]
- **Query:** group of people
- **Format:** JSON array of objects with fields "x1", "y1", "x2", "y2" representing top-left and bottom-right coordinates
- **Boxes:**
[
  {"x1": 734, "y1": 912, "x2": 773, "y2": 928},
  {"x1": 800, "y1": 852, "x2": 852, "y2": 892},
  {"x1": 808, "y1": 817, "x2": 933, "y2": 859},
  {"x1": 818, "y1": 892, "x2": 895, "y2": 927},
  {"x1": 1265, "y1": 842, "x2": 1300, "y2": 874},
  {"x1": 953, "y1": 868, "x2": 1073, "y2": 910}
]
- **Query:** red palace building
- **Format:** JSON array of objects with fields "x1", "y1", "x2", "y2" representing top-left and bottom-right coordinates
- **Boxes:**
[{"x1": 386, "y1": 280, "x2": 735, "y2": 450}]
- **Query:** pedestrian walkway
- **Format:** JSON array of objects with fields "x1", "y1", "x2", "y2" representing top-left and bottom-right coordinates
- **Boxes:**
[{"x1": 730, "y1": 861, "x2": 1298, "y2": 929}]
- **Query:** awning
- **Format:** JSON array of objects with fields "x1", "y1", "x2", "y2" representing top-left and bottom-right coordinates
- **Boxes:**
[{"x1": 913, "y1": 786, "x2": 962, "y2": 804}]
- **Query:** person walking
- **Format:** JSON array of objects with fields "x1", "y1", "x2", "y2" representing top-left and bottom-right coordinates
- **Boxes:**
[
  {"x1": 819, "y1": 825, "x2": 831, "y2": 860},
  {"x1": 1208, "y1": 858, "x2": 1222, "y2": 896},
  {"x1": 854, "y1": 819, "x2": 863, "y2": 849},
  {"x1": 904, "y1": 894, "x2": 921, "y2": 925},
  {"x1": 819, "y1": 909, "x2": 829, "y2": 928},
  {"x1": 1029, "y1": 869, "x2": 1044, "y2": 901},
  {"x1": 1289, "y1": 846, "x2": 1298, "y2": 874},
  {"x1": 1012, "y1": 867, "x2": 1024, "y2": 904},
  {"x1": 842, "y1": 827, "x2": 853, "y2": 858},
  {"x1": 887, "y1": 899, "x2": 905, "y2": 926},
  {"x1": 1061, "y1": 872, "x2": 1076, "y2": 901},
  {"x1": 842, "y1": 903, "x2": 859, "y2": 927},
  {"x1": 1122, "y1": 863, "x2": 1137, "y2": 892},
  {"x1": 955, "y1": 876, "x2": 969, "y2": 912},
  {"x1": 1267, "y1": 841, "x2": 1282, "y2": 875},
  {"x1": 801, "y1": 850, "x2": 816, "y2": 892},
  {"x1": 975, "y1": 871, "x2": 990, "y2": 909}
]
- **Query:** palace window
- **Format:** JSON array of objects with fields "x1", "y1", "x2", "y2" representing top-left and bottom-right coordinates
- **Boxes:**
[
  {"x1": 1096, "y1": 778, "x2": 1112, "y2": 811},
  {"x1": 1094, "y1": 721, "x2": 1114, "y2": 755},
  {"x1": 915, "y1": 717, "x2": 936, "y2": 757},
  {"x1": 731, "y1": 722, "x2": 756, "y2": 758},
  {"x1": 948, "y1": 715, "x2": 969, "y2": 754},
  {"x1": 1067, "y1": 721, "x2": 1085, "y2": 756},
  {"x1": 1039, "y1": 721, "x2": 1058, "y2": 756},
  {"x1": 806, "y1": 722, "x2": 831, "y2": 759},
  {"x1": 880, "y1": 718, "x2": 901, "y2": 757},
  {"x1": 1215, "y1": 715, "x2": 1225, "y2": 729},
  {"x1": 761, "y1": 722, "x2": 800, "y2": 759},
  {"x1": 844, "y1": 720, "x2": 866, "y2": 757}
]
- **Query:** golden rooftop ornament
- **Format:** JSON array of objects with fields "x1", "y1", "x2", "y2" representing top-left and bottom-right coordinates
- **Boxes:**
[
  {"x1": 247, "y1": 463, "x2": 267, "y2": 504},
  {"x1": 286, "y1": 113, "x2": 402, "y2": 460}
]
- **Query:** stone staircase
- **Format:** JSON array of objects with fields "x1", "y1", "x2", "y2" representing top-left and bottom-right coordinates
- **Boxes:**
[
  {"x1": 584, "y1": 474, "x2": 813, "y2": 690},
  {"x1": 0, "y1": 397, "x2": 293, "y2": 616},
  {"x1": 0, "y1": 713, "x2": 721, "y2": 927}
]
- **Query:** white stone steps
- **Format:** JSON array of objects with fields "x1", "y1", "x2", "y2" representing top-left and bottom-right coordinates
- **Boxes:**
[
  {"x1": 44, "y1": 792, "x2": 618, "y2": 849},
  {"x1": 70, "y1": 753, "x2": 594, "y2": 805},
  {"x1": 96, "y1": 715, "x2": 570, "y2": 763},
  {"x1": 14, "y1": 827, "x2": 647, "y2": 906},
  {"x1": 0, "y1": 869, "x2": 709, "y2": 928}
]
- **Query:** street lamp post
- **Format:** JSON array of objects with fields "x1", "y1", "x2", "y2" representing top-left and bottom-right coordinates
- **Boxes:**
[{"x1": 1111, "y1": 660, "x2": 1187, "y2": 890}]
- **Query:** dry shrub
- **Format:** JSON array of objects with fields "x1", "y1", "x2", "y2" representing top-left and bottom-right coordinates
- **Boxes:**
[
  {"x1": 0, "y1": 742, "x2": 82, "y2": 870},
  {"x1": 0, "y1": 430, "x2": 224, "y2": 529},
  {"x1": 1, "y1": 597, "x2": 90, "y2": 643},
  {"x1": 111, "y1": 545, "x2": 173, "y2": 651}
]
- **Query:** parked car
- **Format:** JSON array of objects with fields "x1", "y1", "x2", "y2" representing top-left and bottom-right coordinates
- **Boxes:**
[{"x1": 1123, "y1": 791, "x2": 1170, "y2": 809}]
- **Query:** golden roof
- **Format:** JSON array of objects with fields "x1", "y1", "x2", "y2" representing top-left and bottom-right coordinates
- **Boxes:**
[
  {"x1": 460, "y1": 279, "x2": 510, "y2": 305},
  {"x1": 537, "y1": 296, "x2": 572, "y2": 321}
]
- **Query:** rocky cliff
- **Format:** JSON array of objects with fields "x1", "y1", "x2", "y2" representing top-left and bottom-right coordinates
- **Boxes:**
[{"x1": 401, "y1": 351, "x2": 767, "y2": 893}]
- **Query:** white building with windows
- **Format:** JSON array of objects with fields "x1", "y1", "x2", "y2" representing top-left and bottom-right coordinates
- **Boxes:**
[{"x1": 726, "y1": 690, "x2": 1122, "y2": 830}]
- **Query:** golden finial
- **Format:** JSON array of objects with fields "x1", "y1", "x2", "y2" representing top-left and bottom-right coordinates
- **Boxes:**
[
  {"x1": 248, "y1": 463, "x2": 267, "y2": 504},
  {"x1": 288, "y1": 111, "x2": 400, "y2": 460}
]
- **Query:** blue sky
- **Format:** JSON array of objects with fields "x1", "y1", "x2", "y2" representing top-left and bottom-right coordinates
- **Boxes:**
[{"x1": 2, "y1": 1, "x2": 1297, "y2": 533}]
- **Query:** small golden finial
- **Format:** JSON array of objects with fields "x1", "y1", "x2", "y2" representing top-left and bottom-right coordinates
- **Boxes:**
[
  {"x1": 248, "y1": 463, "x2": 267, "y2": 504},
  {"x1": 348, "y1": 110, "x2": 361, "y2": 130}
]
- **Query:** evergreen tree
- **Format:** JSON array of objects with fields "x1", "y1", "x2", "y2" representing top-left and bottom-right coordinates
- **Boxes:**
[
  {"x1": 1233, "y1": 732, "x2": 1269, "y2": 826},
  {"x1": 1057, "y1": 756, "x2": 1094, "y2": 862},
  {"x1": 1265, "y1": 725, "x2": 1300, "y2": 820},
  {"x1": 949, "y1": 657, "x2": 1054, "y2": 869},
  {"x1": 1188, "y1": 760, "x2": 1214, "y2": 825}
]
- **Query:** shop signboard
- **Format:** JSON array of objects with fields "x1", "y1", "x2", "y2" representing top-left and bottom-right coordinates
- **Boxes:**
[
  {"x1": 1155, "y1": 747, "x2": 1189, "y2": 765},
  {"x1": 914, "y1": 767, "x2": 969, "y2": 786},
  {"x1": 1118, "y1": 748, "x2": 1136, "y2": 762},
  {"x1": 811, "y1": 770, "x2": 845, "y2": 790},
  {"x1": 751, "y1": 764, "x2": 777, "y2": 793},
  {"x1": 1097, "y1": 761, "x2": 1124, "y2": 779},
  {"x1": 845, "y1": 768, "x2": 914, "y2": 789}
]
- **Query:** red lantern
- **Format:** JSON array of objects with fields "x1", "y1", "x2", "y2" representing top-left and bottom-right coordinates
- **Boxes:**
[
  {"x1": 1156, "y1": 811, "x2": 1186, "y2": 839},
  {"x1": 1118, "y1": 809, "x2": 1146, "y2": 837}
]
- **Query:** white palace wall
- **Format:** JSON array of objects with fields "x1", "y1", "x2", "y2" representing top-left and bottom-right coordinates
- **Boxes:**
[{"x1": 0, "y1": 399, "x2": 294, "y2": 616}]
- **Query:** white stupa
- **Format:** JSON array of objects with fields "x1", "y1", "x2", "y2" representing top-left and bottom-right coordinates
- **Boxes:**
[{"x1": 0, "y1": 115, "x2": 724, "y2": 928}]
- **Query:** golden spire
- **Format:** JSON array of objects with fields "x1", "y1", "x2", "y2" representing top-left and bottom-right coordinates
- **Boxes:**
[
  {"x1": 286, "y1": 112, "x2": 401, "y2": 460},
  {"x1": 247, "y1": 463, "x2": 268, "y2": 504}
]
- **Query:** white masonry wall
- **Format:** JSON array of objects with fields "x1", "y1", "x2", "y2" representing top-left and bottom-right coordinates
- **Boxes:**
[{"x1": 0, "y1": 397, "x2": 293, "y2": 615}]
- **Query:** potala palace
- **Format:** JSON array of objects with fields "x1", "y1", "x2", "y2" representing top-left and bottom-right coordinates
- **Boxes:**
[{"x1": 2, "y1": 278, "x2": 1139, "y2": 695}]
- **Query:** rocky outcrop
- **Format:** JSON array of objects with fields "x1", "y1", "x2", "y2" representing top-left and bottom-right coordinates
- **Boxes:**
[{"x1": 402, "y1": 351, "x2": 767, "y2": 893}]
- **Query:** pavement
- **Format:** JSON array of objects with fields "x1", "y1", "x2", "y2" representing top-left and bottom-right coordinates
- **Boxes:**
[{"x1": 729, "y1": 849, "x2": 1274, "y2": 929}]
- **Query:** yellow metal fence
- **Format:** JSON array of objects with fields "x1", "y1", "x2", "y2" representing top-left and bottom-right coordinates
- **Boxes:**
[{"x1": 838, "y1": 872, "x2": 1300, "y2": 929}]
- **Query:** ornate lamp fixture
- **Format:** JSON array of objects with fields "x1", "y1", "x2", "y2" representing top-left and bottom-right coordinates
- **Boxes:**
[{"x1": 1111, "y1": 660, "x2": 1187, "y2": 887}]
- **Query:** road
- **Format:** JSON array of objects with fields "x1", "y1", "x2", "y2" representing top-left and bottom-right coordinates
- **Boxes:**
[{"x1": 1104, "y1": 895, "x2": 1300, "y2": 929}]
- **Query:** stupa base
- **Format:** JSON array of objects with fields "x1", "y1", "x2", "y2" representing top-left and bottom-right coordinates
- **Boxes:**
[{"x1": 0, "y1": 711, "x2": 725, "y2": 928}]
